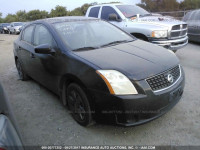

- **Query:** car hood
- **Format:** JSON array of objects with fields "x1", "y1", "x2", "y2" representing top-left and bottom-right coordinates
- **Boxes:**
[
  {"x1": 14, "y1": 26, "x2": 22, "y2": 29},
  {"x1": 135, "y1": 16, "x2": 186, "y2": 27},
  {"x1": 74, "y1": 40, "x2": 179, "y2": 80}
]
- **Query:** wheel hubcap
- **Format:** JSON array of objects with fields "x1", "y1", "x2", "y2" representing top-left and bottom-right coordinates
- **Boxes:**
[{"x1": 68, "y1": 90, "x2": 86, "y2": 122}]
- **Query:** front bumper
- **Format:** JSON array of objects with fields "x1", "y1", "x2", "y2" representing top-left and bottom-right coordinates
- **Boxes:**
[
  {"x1": 188, "y1": 33, "x2": 200, "y2": 43},
  {"x1": 150, "y1": 36, "x2": 188, "y2": 51},
  {"x1": 90, "y1": 68, "x2": 185, "y2": 126}
]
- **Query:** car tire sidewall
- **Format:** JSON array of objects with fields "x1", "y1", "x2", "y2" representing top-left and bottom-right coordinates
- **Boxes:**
[
  {"x1": 67, "y1": 83, "x2": 93, "y2": 126},
  {"x1": 16, "y1": 59, "x2": 29, "y2": 81}
]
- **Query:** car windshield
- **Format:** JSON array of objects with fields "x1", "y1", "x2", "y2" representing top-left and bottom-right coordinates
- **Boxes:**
[
  {"x1": 53, "y1": 20, "x2": 134, "y2": 51},
  {"x1": 2, "y1": 23, "x2": 10, "y2": 27},
  {"x1": 116, "y1": 5, "x2": 151, "y2": 18},
  {"x1": 14, "y1": 23, "x2": 23, "y2": 26}
]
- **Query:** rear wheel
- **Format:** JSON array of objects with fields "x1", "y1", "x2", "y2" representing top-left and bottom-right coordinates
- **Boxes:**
[
  {"x1": 67, "y1": 83, "x2": 93, "y2": 126},
  {"x1": 16, "y1": 59, "x2": 30, "y2": 81}
]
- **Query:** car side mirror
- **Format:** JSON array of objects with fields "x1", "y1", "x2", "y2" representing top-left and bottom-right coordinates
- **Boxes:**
[
  {"x1": 35, "y1": 44, "x2": 55, "y2": 55},
  {"x1": 108, "y1": 13, "x2": 122, "y2": 22}
]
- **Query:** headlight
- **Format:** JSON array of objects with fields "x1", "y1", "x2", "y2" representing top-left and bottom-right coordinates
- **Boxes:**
[
  {"x1": 152, "y1": 30, "x2": 168, "y2": 38},
  {"x1": 96, "y1": 70, "x2": 138, "y2": 95},
  {"x1": 168, "y1": 50, "x2": 175, "y2": 55},
  {"x1": 3, "y1": 27, "x2": 7, "y2": 30}
]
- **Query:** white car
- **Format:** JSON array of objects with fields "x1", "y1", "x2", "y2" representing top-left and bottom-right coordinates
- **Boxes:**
[{"x1": 8, "y1": 22, "x2": 23, "y2": 35}]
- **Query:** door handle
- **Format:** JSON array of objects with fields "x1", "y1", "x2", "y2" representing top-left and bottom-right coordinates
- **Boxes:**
[{"x1": 30, "y1": 53, "x2": 35, "y2": 58}]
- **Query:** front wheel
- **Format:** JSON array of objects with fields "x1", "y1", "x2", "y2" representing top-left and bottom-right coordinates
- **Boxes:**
[
  {"x1": 16, "y1": 59, "x2": 30, "y2": 81},
  {"x1": 67, "y1": 83, "x2": 93, "y2": 126}
]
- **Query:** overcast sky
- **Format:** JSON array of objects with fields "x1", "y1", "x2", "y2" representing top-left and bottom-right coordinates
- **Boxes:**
[{"x1": 1, "y1": 0, "x2": 141, "y2": 17}]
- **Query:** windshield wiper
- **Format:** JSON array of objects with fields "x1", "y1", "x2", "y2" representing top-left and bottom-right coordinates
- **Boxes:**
[
  {"x1": 101, "y1": 40, "x2": 133, "y2": 48},
  {"x1": 73, "y1": 46, "x2": 98, "y2": 51}
]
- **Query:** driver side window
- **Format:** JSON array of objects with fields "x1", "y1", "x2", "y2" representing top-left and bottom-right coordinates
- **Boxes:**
[
  {"x1": 33, "y1": 25, "x2": 56, "y2": 47},
  {"x1": 101, "y1": 6, "x2": 121, "y2": 21}
]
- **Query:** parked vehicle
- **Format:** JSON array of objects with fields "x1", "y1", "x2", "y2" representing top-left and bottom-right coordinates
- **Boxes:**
[
  {"x1": 8, "y1": 22, "x2": 23, "y2": 35},
  {"x1": 86, "y1": 4, "x2": 188, "y2": 52},
  {"x1": 183, "y1": 9, "x2": 200, "y2": 43},
  {"x1": 0, "y1": 23, "x2": 10, "y2": 34},
  {"x1": 14, "y1": 17, "x2": 185, "y2": 126},
  {"x1": 0, "y1": 83, "x2": 24, "y2": 150}
]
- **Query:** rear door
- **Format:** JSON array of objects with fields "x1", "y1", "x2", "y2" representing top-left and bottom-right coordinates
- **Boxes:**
[
  {"x1": 193, "y1": 10, "x2": 200, "y2": 35},
  {"x1": 31, "y1": 24, "x2": 61, "y2": 92},
  {"x1": 187, "y1": 11, "x2": 197, "y2": 35},
  {"x1": 17, "y1": 25, "x2": 35, "y2": 76}
]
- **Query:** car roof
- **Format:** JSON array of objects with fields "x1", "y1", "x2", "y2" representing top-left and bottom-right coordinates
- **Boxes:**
[
  {"x1": 89, "y1": 3, "x2": 135, "y2": 7},
  {"x1": 33, "y1": 16, "x2": 99, "y2": 24},
  {"x1": 11, "y1": 22, "x2": 22, "y2": 23}
]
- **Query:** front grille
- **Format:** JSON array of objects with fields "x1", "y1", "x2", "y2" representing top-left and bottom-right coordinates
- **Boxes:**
[
  {"x1": 146, "y1": 65, "x2": 181, "y2": 92},
  {"x1": 170, "y1": 24, "x2": 188, "y2": 39}
]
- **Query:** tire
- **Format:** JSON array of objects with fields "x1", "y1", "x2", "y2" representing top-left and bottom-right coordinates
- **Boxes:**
[
  {"x1": 16, "y1": 59, "x2": 30, "y2": 81},
  {"x1": 66, "y1": 83, "x2": 93, "y2": 126}
]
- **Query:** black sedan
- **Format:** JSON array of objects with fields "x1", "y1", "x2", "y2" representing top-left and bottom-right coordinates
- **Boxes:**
[
  {"x1": 183, "y1": 9, "x2": 200, "y2": 43},
  {"x1": 0, "y1": 83, "x2": 24, "y2": 150},
  {"x1": 13, "y1": 17, "x2": 185, "y2": 126}
]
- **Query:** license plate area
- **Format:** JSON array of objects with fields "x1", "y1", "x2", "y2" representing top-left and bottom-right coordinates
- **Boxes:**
[{"x1": 169, "y1": 86, "x2": 183, "y2": 102}]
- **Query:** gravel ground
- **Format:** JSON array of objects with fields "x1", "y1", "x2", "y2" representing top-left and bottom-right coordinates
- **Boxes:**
[{"x1": 0, "y1": 34, "x2": 200, "y2": 146}]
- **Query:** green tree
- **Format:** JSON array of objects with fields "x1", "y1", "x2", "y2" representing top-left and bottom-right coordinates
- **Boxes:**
[
  {"x1": 4, "y1": 14, "x2": 17, "y2": 23},
  {"x1": 0, "y1": 12, "x2": 3, "y2": 23},
  {"x1": 16, "y1": 10, "x2": 27, "y2": 22},
  {"x1": 50, "y1": 5, "x2": 68, "y2": 17},
  {"x1": 180, "y1": 0, "x2": 200, "y2": 10},
  {"x1": 137, "y1": 0, "x2": 179, "y2": 12},
  {"x1": 69, "y1": 3, "x2": 91, "y2": 16},
  {"x1": 26, "y1": 10, "x2": 48, "y2": 21}
]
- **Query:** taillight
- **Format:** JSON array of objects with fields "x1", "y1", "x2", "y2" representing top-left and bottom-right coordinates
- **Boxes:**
[{"x1": 0, "y1": 147, "x2": 6, "y2": 150}]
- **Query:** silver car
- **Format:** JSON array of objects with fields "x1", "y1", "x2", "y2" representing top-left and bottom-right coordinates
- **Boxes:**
[
  {"x1": 183, "y1": 9, "x2": 200, "y2": 43},
  {"x1": 86, "y1": 4, "x2": 188, "y2": 52},
  {"x1": 8, "y1": 22, "x2": 23, "y2": 35}
]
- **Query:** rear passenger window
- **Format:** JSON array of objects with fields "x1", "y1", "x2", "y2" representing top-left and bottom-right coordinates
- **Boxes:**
[
  {"x1": 33, "y1": 25, "x2": 55, "y2": 47},
  {"x1": 89, "y1": 7, "x2": 100, "y2": 18},
  {"x1": 22, "y1": 25, "x2": 34, "y2": 44},
  {"x1": 101, "y1": 6, "x2": 120, "y2": 21}
]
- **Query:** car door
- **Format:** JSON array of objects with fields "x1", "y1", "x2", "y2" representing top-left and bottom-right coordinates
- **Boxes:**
[
  {"x1": 193, "y1": 10, "x2": 200, "y2": 35},
  {"x1": 31, "y1": 24, "x2": 62, "y2": 93},
  {"x1": 187, "y1": 11, "x2": 197, "y2": 35},
  {"x1": 10, "y1": 23, "x2": 14, "y2": 32},
  {"x1": 17, "y1": 25, "x2": 35, "y2": 76},
  {"x1": 100, "y1": 6, "x2": 125, "y2": 29}
]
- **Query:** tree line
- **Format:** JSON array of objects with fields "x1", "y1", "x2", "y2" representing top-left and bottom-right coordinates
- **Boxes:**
[{"x1": 0, "y1": 0, "x2": 200, "y2": 23}]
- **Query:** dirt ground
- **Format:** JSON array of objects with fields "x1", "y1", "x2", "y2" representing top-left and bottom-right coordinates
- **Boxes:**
[{"x1": 0, "y1": 34, "x2": 200, "y2": 146}]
